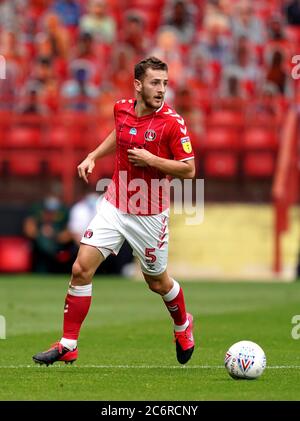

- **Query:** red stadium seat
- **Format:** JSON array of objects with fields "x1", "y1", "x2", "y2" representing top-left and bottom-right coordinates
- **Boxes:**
[
  {"x1": 205, "y1": 152, "x2": 238, "y2": 178},
  {"x1": 208, "y1": 110, "x2": 245, "y2": 128},
  {"x1": 46, "y1": 156, "x2": 64, "y2": 176},
  {"x1": 205, "y1": 128, "x2": 240, "y2": 150},
  {"x1": 46, "y1": 155, "x2": 77, "y2": 176},
  {"x1": 0, "y1": 111, "x2": 12, "y2": 145},
  {"x1": 243, "y1": 128, "x2": 278, "y2": 150},
  {"x1": 47, "y1": 127, "x2": 82, "y2": 147},
  {"x1": 9, "y1": 154, "x2": 41, "y2": 175},
  {"x1": 285, "y1": 25, "x2": 300, "y2": 44},
  {"x1": 7, "y1": 127, "x2": 41, "y2": 148},
  {"x1": 0, "y1": 237, "x2": 32, "y2": 272},
  {"x1": 243, "y1": 152, "x2": 275, "y2": 178}
]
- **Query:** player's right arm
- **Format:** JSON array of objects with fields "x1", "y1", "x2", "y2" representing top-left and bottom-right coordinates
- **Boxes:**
[{"x1": 77, "y1": 129, "x2": 116, "y2": 183}]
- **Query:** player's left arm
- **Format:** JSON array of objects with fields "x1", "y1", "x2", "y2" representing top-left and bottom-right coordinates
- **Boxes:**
[{"x1": 127, "y1": 148, "x2": 195, "y2": 179}]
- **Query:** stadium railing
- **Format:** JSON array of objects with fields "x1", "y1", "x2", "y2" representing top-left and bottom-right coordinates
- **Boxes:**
[{"x1": 272, "y1": 108, "x2": 299, "y2": 274}]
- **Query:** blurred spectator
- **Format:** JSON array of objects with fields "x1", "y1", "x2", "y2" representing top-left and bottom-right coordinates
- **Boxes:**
[
  {"x1": 221, "y1": 74, "x2": 243, "y2": 98},
  {"x1": 42, "y1": 12, "x2": 70, "y2": 59},
  {"x1": 219, "y1": 74, "x2": 246, "y2": 111},
  {"x1": 174, "y1": 85, "x2": 205, "y2": 139},
  {"x1": 249, "y1": 83, "x2": 285, "y2": 124},
  {"x1": 52, "y1": 0, "x2": 81, "y2": 28},
  {"x1": 203, "y1": 0, "x2": 231, "y2": 33},
  {"x1": 268, "y1": 14, "x2": 286, "y2": 42},
  {"x1": 164, "y1": 0, "x2": 196, "y2": 44},
  {"x1": 284, "y1": 0, "x2": 300, "y2": 26},
  {"x1": 79, "y1": 0, "x2": 116, "y2": 44},
  {"x1": 265, "y1": 50, "x2": 292, "y2": 96},
  {"x1": 72, "y1": 31, "x2": 95, "y2": 62},
  {"x1": 0, "y1": 0, "x2": 24, "y2": 32},
  {"x1": 22, "y1": 0, "x2": 50, "y2": 48},
  {"x1": 35, "y1": 32, "x2": 55, "y2": 63},
  {"x1": 23, "y1": 193, "x2": 76, "y2": 273},
  {"x1": 265, "y1": 14, "x2": 294, "y2": 63},
  {"x1": 108, "y1": 44, "x2": 135, "y2": 98},
  {"x1": 61, "y1": 59, "x2": 99, "y2": 111},
  {"x1": 68, "y1": 192, "x2": 99, "y2": 244},
  {"x1": 186, "y1": 48, "x2": 214, "y2": 91},
  {"x1": 38, "y1": 12, "x2": 70, "y2": 81},
  {"x1": 196, "y1": 21, "x2": 233, "y2": 67},
  {"x1": 0, "y1": 62, "x2": 20, "y2": 110},
  {"x1": 70, "y1": 31, "x2": 103, "y2": 85},
  {"x1": 222, "y1": 37, "x2": 262, "y2": 98},
  {"x1": 0, "y1": 30, "x2": 27, "y2": 81},
  {"x1": 27, "y1": 56, "x2": 60, "y2": 111},
  {"x1": 121, "y1": 9, "x2": 150, "y2": 59},
  {"x1": 151, "y1": 26, "x2": 184, "y2": 89},
  {"x1": 230, "y1": 1, "x2": 266, "y2": 46},
  {"x1": 16, "y1": 82, "x2": 49, "y2": 115},
  {"x1": 97, "y1": 85, "x2": 118, "y2": 120}
]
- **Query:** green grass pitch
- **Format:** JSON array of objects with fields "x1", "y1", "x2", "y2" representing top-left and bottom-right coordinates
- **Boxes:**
[{"x1": 0, "y1": 275, "x2": 300, "y2": 401}]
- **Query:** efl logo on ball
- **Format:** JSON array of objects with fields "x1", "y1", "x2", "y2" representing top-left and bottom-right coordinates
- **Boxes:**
[{"x1": 224, "y1": 340, "x2": 266, "y2": 380}]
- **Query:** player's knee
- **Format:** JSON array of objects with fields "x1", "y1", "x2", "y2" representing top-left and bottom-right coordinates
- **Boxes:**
[
  {"x1": 72, "y1": 260, "x2": 92, "y2": 284},
  {"x1": 147, "y1": 280, "x2": 165, "y2": 295}
]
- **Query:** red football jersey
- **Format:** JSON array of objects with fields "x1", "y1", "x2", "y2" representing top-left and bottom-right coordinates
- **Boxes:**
[{"x1": 105, "y1": 99, "x2": 194, "y2": 215}]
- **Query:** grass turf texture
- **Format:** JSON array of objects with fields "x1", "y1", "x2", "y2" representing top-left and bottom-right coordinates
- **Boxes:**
[{"x1": 0, "y1": 275, "x2": 300, "y2": 401}]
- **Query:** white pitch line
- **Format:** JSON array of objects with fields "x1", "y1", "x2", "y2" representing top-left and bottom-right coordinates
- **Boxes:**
[{"x1": 0, "y1": 365, "x2": 300, "y2": 369}]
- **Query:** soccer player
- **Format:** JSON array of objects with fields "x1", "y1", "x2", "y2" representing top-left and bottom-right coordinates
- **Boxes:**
[{"x1": 33, "y1": 57, "x2": 195, "y2": 366}]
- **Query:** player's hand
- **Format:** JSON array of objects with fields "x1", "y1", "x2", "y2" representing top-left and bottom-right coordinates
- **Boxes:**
[
  {"x1": 127, "y1": 148, "x2": 156, "y2": 167},
  {"x1": 77, "y1": 155, "x2": 95, "y2": 183}
]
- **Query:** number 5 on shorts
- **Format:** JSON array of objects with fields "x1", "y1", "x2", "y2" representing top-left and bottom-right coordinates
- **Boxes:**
[{"x1": 145, "y1": 248, "x2": 157, "y2": 263}]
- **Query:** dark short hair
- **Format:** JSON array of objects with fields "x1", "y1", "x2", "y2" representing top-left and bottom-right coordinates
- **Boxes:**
[{"x1": 134, "y1": 57, "x2": 168, "y2": 81}]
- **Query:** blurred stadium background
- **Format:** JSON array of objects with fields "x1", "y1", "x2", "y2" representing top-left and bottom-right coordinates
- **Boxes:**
[{"x1": 0, "y1": 0, "x2": 300, "y2": 281}]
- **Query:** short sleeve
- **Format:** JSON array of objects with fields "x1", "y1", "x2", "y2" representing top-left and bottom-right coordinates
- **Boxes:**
[
  {"x1": 113, "y1": 101, "x2": 119, "y2": 121},
  {"x1": 168, "y1": 119, "x2": 195, "y2": 161}
]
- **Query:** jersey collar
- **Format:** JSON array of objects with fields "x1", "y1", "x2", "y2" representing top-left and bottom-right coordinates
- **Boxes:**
[{"x1": 133, "y1": 100, "x2": 165, "y2": 119}]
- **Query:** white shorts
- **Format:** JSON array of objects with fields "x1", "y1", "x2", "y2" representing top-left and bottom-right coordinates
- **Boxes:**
[{"x1": 80, "y1": 197, "x2": 169, "y2": 275}]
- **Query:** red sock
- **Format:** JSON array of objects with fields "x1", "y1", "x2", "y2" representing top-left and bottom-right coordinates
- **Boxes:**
[
  {"x1": 63, "y1": 284, "x2": 92, "y2": 340},
  {"x1": 162, "y1": 280, "x2": 187, "y2": 327}
]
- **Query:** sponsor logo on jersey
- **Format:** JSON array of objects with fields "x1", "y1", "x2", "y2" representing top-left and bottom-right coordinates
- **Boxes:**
[
  {"x1": 181, "y1": 136, "x2": 192, "y2": 153},
  {"x1": 84, "y1": 229, "x2": 93, "y2": 239},
  {"x1": 144, "y1": 129, "x2": 156, "y2": 141},
  {"x1": 129, "y1": 127, "x2": 137, "y2": 135}
]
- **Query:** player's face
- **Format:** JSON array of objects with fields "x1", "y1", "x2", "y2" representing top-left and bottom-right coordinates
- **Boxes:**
[{"x1": 137, "y1": 68, "x2": 168, "y2": 110}]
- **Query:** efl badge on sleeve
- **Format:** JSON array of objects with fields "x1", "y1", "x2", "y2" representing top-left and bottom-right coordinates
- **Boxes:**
[{"x1": 181, "y1": 136, "x2": 192, "y2": 153}]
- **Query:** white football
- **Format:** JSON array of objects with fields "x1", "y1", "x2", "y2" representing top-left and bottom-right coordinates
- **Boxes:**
[{"x1": 224, "y1": 340, "x2": 267, "y2": 380}]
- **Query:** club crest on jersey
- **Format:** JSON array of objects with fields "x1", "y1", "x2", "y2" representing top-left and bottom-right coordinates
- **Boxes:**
[
  {"x1": 144, "y1": 129, "x2": 156, "y2": 141},
  {"x1": 129, "y1": 128, "x2": 137, "y2": 135},
  {"x1": 181, "y1": 136, "x2": 192, "y2": 153},
  {"x1": 84, "y1": 229, "x2": 93, "y2": 239}
]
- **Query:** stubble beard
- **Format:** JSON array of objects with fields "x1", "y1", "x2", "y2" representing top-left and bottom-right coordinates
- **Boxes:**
[{"x1": 141, "y1": 88, "x2": 162, "y2": 111}]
